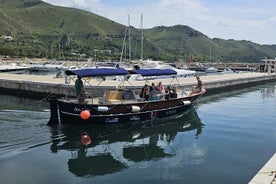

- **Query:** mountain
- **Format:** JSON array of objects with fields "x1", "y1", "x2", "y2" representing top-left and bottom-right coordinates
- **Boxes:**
[{"x1": 0, "y1": 0, "x2": 275, "y2": 62}]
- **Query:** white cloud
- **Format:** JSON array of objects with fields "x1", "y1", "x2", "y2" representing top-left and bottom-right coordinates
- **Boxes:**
[
  {"x1": 159, "y1": 0, "x2": 208, "y2": 17},
  {"x1": 269, "y1": 16, "x2": 276, "y2": 22}
]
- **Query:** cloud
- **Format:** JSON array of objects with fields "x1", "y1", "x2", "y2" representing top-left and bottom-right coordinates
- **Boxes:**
[
  {"x1": 269, "y1": 16, "x2": 276, "y2": 22},
  {"x1": 43, "y1": 0, "x2": 101, "y2": 12},
  {"x1": 159, "y1": 0, "x2": 208, "y2": 17}
]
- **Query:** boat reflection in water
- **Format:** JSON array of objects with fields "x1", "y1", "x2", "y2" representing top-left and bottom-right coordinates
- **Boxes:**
[{"x1": 49, "y1": 108, "x2": 204, "y2": 177}]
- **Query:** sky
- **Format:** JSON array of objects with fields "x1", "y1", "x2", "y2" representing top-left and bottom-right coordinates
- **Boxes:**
[{"x1": 42, "y1": 0, "x2": 276, "y2": 45}]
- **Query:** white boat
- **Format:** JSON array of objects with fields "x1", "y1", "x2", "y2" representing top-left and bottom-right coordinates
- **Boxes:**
[
  {"x1": 205, "y1": 67, "x2": 218, "y2": 73},
  {"x1": 28, "y1": 62, "x2": 68, "y2": 72},
  {"x1": 127, "y1": 59, "x2": 196, "y2": 81},
  {"x1": 0, "y1": 63, "x2": 29, "y2": 74},
  {"x1": 220, "y1": 68, "x2": 234, "y2": 74}
]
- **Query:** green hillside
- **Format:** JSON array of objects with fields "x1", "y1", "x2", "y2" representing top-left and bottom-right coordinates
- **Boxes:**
[{"x1": 0, "y1": 0, "x2": 275, "y2": 62}]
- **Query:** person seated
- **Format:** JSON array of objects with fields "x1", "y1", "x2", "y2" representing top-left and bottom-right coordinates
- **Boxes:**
[
  {"x1": 149, "y1": 87, "x2": 159, "y2": 101},
  {"x1": 165, "y1": 89, "x2": 170, "y2": 100},
  {"x1": 139, "y1": 84, "x2": 150, "y2": 100},
  {"x1": 169, "y1": 88, "x2": 177, "y2": 98},
  {"x1": 164, "y1": 86, "x2": 177, "y2": 99},
  {"x1": 157, "y1": 82, "x2": 164, "y2": 93},
  {"x1": 150, "y1": 82, "x2": 158, "y2": 91}
]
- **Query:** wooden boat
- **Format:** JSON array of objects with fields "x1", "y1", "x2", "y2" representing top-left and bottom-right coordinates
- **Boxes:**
[{"x1": 48, "y1": 68, "x2": 206, "y2": 125}]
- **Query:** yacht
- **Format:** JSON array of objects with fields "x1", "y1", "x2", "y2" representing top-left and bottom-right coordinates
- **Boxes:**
[
  {"x1": 0, "y1": 63, "x2": 29, "y2": 74},
  {"x1": 127, "y1": 59, "x2": 196, "y2": 81}
]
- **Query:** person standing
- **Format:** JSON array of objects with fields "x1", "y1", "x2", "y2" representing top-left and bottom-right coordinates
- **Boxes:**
[{"x1": 75, "y1": 75, "x2": 85, "y2": 103}]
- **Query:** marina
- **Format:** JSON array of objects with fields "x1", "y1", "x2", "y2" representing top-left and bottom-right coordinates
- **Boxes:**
[
  {"x1": 1, "y1": 0, "x2": 276, "y2": 183},
  {"x1": 0, "y1": 60, "x2": 276, "y2": 183}
]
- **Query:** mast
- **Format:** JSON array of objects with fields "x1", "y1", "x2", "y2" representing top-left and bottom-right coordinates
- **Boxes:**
[
  {"x1": 119, "y1": 26, "x2": 128, "y2": 62},
  {"x1": 209, "y1": 39, "x2": 212, "y2": 63},
  {"x1": 140, "y1": 14, "x2": 143, "y2": 61},
  {"x1": 128, "y1": 15, "x2": 131, "y2": 61}
]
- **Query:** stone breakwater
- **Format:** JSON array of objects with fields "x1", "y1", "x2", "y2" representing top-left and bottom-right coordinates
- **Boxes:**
[{"x1": 0, "y1": 72, "x2": 275, "y2": 100}]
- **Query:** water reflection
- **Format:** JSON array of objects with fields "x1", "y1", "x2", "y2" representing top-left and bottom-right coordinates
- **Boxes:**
[
  {"x1": 49, "y1": 108, "x2": 203, "y2": 177},
  {"x1": 260, "y1": 83, "x2": 275, "y2": 98},
  {"x1": 201, "y1": 82, "x2": 276, "y2": 104}
]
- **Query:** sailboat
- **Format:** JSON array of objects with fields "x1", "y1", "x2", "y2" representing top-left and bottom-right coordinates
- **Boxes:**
[
  {"x1": 205, "y1": 39, "x2": 218, "y2": 73},
  {"x1": 121, "y1": 14, "x2": 196, "y2": 81}
]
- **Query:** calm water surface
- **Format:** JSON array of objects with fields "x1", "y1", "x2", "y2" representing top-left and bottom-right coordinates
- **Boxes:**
[{"x1": 0, "y1": 82, "x2": 275, "y2": 184}]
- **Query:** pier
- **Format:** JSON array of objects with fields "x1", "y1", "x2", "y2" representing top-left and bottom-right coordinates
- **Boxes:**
[
  {"x1": 186, "y1": 62, "x2": 264, "y2": 72},
  {"x1": 249, "y1": 153, "x2": 276, "y2": 184},
  {"x1": 0, "y1": 72, "x2": 275, "y2": 99}
]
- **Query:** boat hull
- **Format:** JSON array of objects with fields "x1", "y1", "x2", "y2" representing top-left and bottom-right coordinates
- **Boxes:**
[{"x1": 51, "y1": 95, "x2": 201, "y2": 125}]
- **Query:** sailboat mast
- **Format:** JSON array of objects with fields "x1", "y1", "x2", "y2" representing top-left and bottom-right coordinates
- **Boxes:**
[
  {"x1": 209, "y1": 39, "x2": 212, "y2": 63},
  {"x1": 128, "y1": 15, "x2": 131, "y2": 61},
  {"x1": 141, "y1": 14, "x2": 143, "y2": 61},
  {"x1": 119, "y1": 26, "x2": 128, "y2": 62}
]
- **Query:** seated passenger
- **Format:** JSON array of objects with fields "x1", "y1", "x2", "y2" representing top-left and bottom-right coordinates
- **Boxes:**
[
  {"x1": 150, "y1": 82, "x2": 158, "y2": 91},
  {"x1": 169, "y1": 88, "x2": 177, "y2": 98},
  {"x1": 149, "y1": 87, "x2": 159, "y2": 101},
  {"x1": 157, "y1": 81, "x2": 164, "y2": 93},
  {"x1": 165, "y1": 89, "x2": 170, "y2": 100},
  {"x1": 165, "y1": 86, "x2": 177, "y2": 99},
  {"x1": 139, "y1": 84, "x2": 150, "y2": 100}
]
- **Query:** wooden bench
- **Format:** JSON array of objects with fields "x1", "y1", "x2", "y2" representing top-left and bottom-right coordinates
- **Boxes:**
[{"x1": 105, "y1": 90, "x2": 124, "y2": 103}]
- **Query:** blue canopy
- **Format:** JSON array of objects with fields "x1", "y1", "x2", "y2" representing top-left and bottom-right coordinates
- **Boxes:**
[
  {"x1": 134, "y1": 69, "x2": 177, "y2": 76},
  {"x1": 65, "y1": 68, "x2": 128, "y2": 78}
]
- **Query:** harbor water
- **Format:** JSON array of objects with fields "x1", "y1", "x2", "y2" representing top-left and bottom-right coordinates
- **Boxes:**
[{"x1": 0, "y1": 82, "x2": 275, "y2": 184}]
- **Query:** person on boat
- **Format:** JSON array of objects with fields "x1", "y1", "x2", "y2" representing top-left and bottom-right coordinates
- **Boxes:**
[
  {"x1": 75, "y1": 75, "x2": 85, "y2": 102},
  {"x1": 165, "y1": 87, "x2": 170, "y2": 100},
  {"x1": 190, "y1": 76, "x2": 202, "y2": 95},
  {"x1": 165, "y1": 86, "x2": 177, "y2": 99},
  {"x1": 139, "y1": 84, "x2": 150, "y2": 100},
  {"x1": 157, "y1": 81, "x2": 164, "y2": 93},
  {"x1": 150, "y1": 82, "x2": 158, "y2": 91},
  {"x1": 149, "y1": 87, "x2": 159, "y2": 101}
]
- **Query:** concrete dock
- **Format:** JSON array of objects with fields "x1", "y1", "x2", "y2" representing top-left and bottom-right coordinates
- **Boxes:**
[
  {"x1": 249, "y1": 153, "x2": 276, "y2": 184},
  {"x1": 0, "y1": 72, "x2": 275, "y2": 99}
]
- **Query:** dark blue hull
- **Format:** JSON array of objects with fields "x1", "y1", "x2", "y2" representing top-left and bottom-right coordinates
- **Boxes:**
[{"x1": 51, "y1": 95, "x2": 200, "y2": 125}]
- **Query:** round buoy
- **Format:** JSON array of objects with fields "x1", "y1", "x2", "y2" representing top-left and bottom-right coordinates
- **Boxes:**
[
  {"x1": 80, "y1": 110, "x2": 90, "y2": 120},
  {"x1": 81, "y1": 134, "x2": 92, "y2": 145}
]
